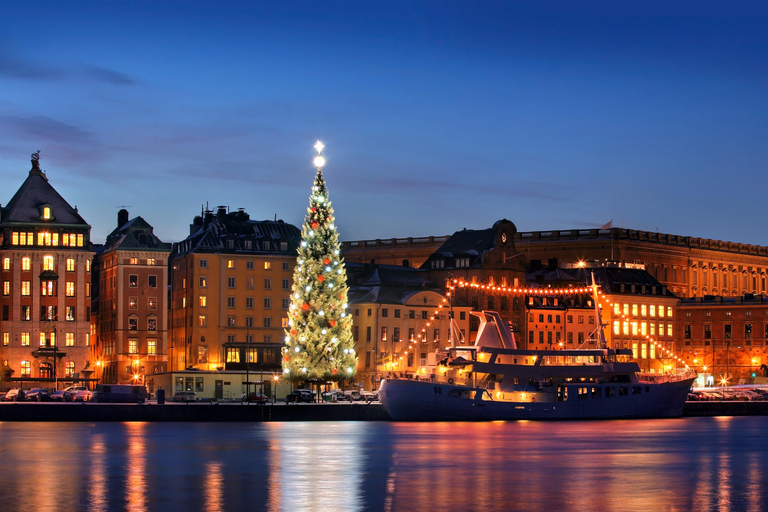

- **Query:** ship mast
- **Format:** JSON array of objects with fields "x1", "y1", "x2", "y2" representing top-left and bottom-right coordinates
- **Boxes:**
[{"x1": 590, "y1": 273, "x2": 608, "y2": 349}]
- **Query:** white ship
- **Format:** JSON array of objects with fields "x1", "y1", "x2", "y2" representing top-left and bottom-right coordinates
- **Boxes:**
[{"x1": 379, "y1": 277, "x2": 696, "y2": 421}]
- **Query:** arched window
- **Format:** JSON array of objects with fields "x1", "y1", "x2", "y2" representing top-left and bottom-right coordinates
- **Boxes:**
[
  {"x1": 43, "y1": 255, "x2": 55, "y2": 271},
  {"x1": 65, "y1": 361, "x2": 75, "y2": 378},
  {"x1": 20, "y1": 360, "x2": 31, "y2": 377}
]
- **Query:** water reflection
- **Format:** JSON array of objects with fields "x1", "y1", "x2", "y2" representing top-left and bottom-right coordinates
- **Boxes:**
[{"x1": 0, "y1": 417, "x2": 766, "y2": 511}]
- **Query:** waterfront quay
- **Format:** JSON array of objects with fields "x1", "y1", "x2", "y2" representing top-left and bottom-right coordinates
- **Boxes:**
[
  {"x1": 0, "y1": 401, "x2": 391, "y2": 422},
  {"x1": 1, "y1": 400, "x2": 768, "y2": 422}
]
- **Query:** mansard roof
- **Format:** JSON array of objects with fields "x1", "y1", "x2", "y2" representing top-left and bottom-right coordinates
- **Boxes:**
[
  {"x1": 347, "y1": 262, "x2": 451, "y2": 305},
  {"x1": 1, "y1": 164, "x2": 89, "y2": 228},
  {"x1": 171, "y1": 207, "x2": 301, "y2": 257},
  {"x1": 419, "y1": 219, "x2": 518, "y2": 270}
]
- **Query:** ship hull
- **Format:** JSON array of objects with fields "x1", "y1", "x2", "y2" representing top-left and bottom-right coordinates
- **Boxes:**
[{"x1": 378, "y1": 378, "x2": 695, "y2": 421}]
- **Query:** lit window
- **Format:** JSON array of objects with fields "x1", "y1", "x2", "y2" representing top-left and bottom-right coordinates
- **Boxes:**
[
  {"x1": 199, "y1": 296, "x2": 207, "y2": 307},
  {"x1": 66, "y1": 306, "x2": 75, "y2": 321},
  {"x1": 148, "y1": 297, "x2": 157, "y2": 310},
  {"x1": 667, "y1": 324, "x2": 673, "y2": 337},
  {"x1": 129, "y1": 339, "x2": 138, "y2": 354},
  {"x1": 667, "y1": 306, "x2": 673, "y2": 317},
  {"x1": 148, "y1": 339, "x2": 156, "y2": 355},
  {"x1": 86, "y1": 259, "x2": 91, "y2": 272},
  {"x1": 226, "y1": 347, "x2": 240, "y2": 363},
  {"x1": 130, "y1": 258, "x2": 138, "y2": 265},
  {"x1": 199, "y1": 276, "x2": 207, "y2": 287},
  {"x1": 43, "y1": 255, "x2": 54, "y2": 271},
  {"x1": 129, "y1": 275, "x2": 138, "y2": 287},
  {"x1": 65, "y1": 333, "x2": 74, "y2": 347},
  {"x1": 2, "y1": 333, "x2": 8, "y2": 346},
  {"x1": 77, "y1": 234, "x2": 83, "y2": 247},
  {"x1": 658, "y1": 306, "x2": 664, "y2": 318},
  {"x1": 199, "y1": 315, "x2": 207, "y2": 327},
  {"x1": 65, "y1": 361, "x2": 75, "y2": 378},
  {"x1": 39, "y1": 333, "x2": 47, "y2": 346},
  {"x1": 3, "y1": 281, "x2": 9, "y2": 296},
  {"x1": 632, "y1": 304, "x2": 638, "y2": 316},
  {"x1": 2, "y1": 258, "x2": 9, "y2": 270},
  {"x1": 129, "y1": 296, "x2": 138, "y2": 309},
  {"x1": 66, "y1": 258, "x2": 75, "y2": 271},
  {"x1": 21, "y1": 333, "x2": 30, "y2": 346},
  {"x1": 66, "y1": 282, "x2": 75, "y2": 297},
  {"x1": 613, "y1": 303, "x2": 620, "y2": 315},
  {"x1": 227, "y1": 260, "x2": 235, "y2": 269},
  {"x1": 264, "y1": 261, "x2": 271, "y2": 270},
  {"x1": 85, "y1": 334, "x2": 90, "y2": 346},
  {"x1": 147, "y1": 258, "x2": 155, "y2": 266},
  {"x1": 20, "y1": 361, "x2": 31, "y2": 377},
  {"x1": 42, "y1": 206, "x2": 52, "y2": 220},
  {"x1": 21, "y1": 281, "x2": 31, "y2": 296},
  {"x1": 622, "y1": 321, "x2": 629, "y2": 335},
  {"x1": 22, "y1": 257, "x2": 31, "y2": 271}
]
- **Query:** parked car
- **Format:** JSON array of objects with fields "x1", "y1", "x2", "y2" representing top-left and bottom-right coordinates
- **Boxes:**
[
  {"x1": 72, "y1": 390, "x2": 93, "y2": 402},
  {"x1": 246, "y1": 392, "x2": 270, "y2": 404},
  {"x1": 4, "y1": 388, "x2": 25, "y2": 401},
  {"x1": 50, "y1": 390, "x2": 74, "y2": 402},
  {"x1": 172, "y1": 391, "x2": 198, "y2": 402},
  {"x1": 321, "y1": 390, "x2": 346, "y2": 402},
  {"x1": 63, "y1": 385, "x2": 87, "y2": 393},
  {"x1": 343, "y1": 390, "x2": 362, "y2": 402},
  {"x1": 285, "y1": 389, "x2": 314, "y2": 403},
  {"x1": 360, "y1": 391, "x2": 379, "y2": 402},
  {"x1": 24, "y1": 388, "x2": 52, "y2": 402}
]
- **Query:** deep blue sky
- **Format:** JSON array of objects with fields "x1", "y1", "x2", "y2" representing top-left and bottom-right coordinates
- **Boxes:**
[{"x1": 1, "y1": 1, "x2": 766, "y2": 246}]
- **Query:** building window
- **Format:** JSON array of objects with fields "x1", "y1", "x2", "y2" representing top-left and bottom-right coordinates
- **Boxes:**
[
  {"x1": 20, "y1": 333, "x2": 30, "y2": 346},
  {"x1": 200, "y1": 259, "x2": 208, "y2": 268},
  {"x1": 264, "y1": 278, "x2": 272, "y2": 290},
  {"x1": 228, "y1": 316, "x2": 236, "y2": 327},
  {"x1": 245, "y1": 316, "x2": 254, "y2": 327},
  {"x1": 281, "y1": 298, "x2": 290, "y2": 309},
  {"x1": 382, "y1": 308, "x2": 389, "y2": 318},
  {"x1": 66, "y1": 306, "x2": 75, "y2": 321},
  {"x1": 148, "y1": 339, "x2": 157, "y2": 355},
  {"x1": 245, "y1": 277, "x2": 254, "y2": 289},
  {"x1": 263, "y1": 317, "x2": 272, "y2": 328},
  {"x1": 228, "y1": 277, "x2": 236, "y2": 288},
  {"x1": 21, "y1": 306, "x2": 31, "y2": 321},
  {"x1": 381, "y1": 327, "x2": 387, "y2": 341},
  {"x1": 264, "y1": 297, "x2": 271, "y2": 309},
  {"x1": 198, "y1": 346, "x2": 207, "y2": 364},
  {"x1": 433, "y1": 329, "x2": 440, "y2": 343},
  {"x1": 199, "y1": 276, "x2": 207, "y2": 288},
  {"x1": 66, "y1": 332, "x2": 75, "y2": 347},
  {"x1": 129, "y1": 275, "x2": 138, "y2": 287},
  {"x1": 227, "y1": 296, "x2": 236, "y2": 308},
  {"x1": 264, "y1": 261, "x2": 271, "y2": 270},
  {"x1": 282, "y1": 279, "x2": 290, "y2": 290},
  {"x1": 66, "y1": 282, "x2": 75, "y2": 297},
  {"x1": 65, "y1": 258, "x2": 75, "y2": 272},
  {"x1": 21, "y1": 281, "x2": 31, "y2": 296},
  {"x1": 724, "y1": 324, "x2": 732, "y2": 339},
  {"x1": 130, "y1": 257, "x2": 138, "y2": 265},
  {"x1": 148, "y1": 318, "x2": 157, "y2": 331},
  {"x1": 227, "y1": 260, "x2": 235, "y2": 269},
  {"x1": 409, "y1": 328, "x2": 415, "y2": 341},
  {"x1": 148, "y1": 297, "x2": 157, "y2": 310},
  {"x1": 704, "y1": 325, "x2": 712, "y2": 339},
  {"x1": 148, "y1": 275, "x2": 157, "y2": 288},
  {"x1": 226, "y1": 347, "x2": 240, "y2": 363},
  {"x1": 20, "y1": 361, "x2": 31, "y2": 377},
  {"x1": 246, "y1": 260, "x2": 254, "y2": 269},
  {"x1": 129, "y1": 296, "x2": 138, "y2": 309},
  {"x1": 147, "y1": 258, "x2": 155, "y2": 265},
  {"x1": 199, "y1": 315, "x2": 207, "y2": 327},
  {"x1": 2, "y1": 258, "x2": 9, "y2": 271},
  {"x1": 354, "y1": 326, "x2": 359, "y2": 341},
  {"x1": 282, "y1": 262, "x2": 290, "y2": 271},
  {"x1": 1, "y1": 332, "x2": 7, "y2": 346},
  {"x1": 129, "y1": 339, "x2": 138, "y2": 354},
  {"x1": 2, "y1": 281, "x2": 9, "y2": 296},
  {"x1": 745, "y1": 324, "x2": 752, "y2": 338},
  {"x1": 128, "y1": 317, "x2": 138, "y2": 330}
]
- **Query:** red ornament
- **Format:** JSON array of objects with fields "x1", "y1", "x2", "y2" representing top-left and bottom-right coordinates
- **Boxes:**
[
  {"x1": 332, "y1": 368, "x2": 338, "y2": 374},
  {"x1": 323, "y1": 258, "x2": 330, "y2": 265},
  {"x1": 290, "y1": 329, "x2": 297, "y2": 335},
  {"x1": 318, "y1": 275, "x2": 325, "y2": 282},
  {"x1": 311, "y1": 207, "x2": 316, "y2": 212},
  {"x1": 311, "y1": 222, "x2": 318, "y2": 229},
  {"x1": 329, "y1": 320, "x2": 336, "y2": 327},
  {"x1": 283, "y1": 356, "x2": 290, "y2": 362},
  {"x1": 302, "y1": 303, "x2": 310, "y2": 311}
]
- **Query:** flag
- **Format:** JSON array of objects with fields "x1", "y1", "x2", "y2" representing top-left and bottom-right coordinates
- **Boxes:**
[{"x1": 600, "y1": 220, "x2": 613, "y2": 230}]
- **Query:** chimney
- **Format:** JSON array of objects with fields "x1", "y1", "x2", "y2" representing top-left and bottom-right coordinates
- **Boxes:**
[{"x1": 118, "y1": 208, "x2": 129, "y2": 227}]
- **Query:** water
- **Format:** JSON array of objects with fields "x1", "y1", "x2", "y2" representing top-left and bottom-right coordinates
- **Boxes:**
[{"x1": 0, "y1": 417, "x2": 765, "y2": 512}]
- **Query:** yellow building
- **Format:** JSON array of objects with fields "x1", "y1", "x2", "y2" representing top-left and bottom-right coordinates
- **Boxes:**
[
  {"x1": 347, "y1": 263, "x2": 472, "y2": 390},
  {"x1": 167, "y1": 207, "x2": 300, "y2": 399}
]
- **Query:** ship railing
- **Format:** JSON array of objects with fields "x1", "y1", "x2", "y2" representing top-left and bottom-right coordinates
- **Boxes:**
[{"x1": 637, "y1": 370, "x2": 697, "y2": 384}]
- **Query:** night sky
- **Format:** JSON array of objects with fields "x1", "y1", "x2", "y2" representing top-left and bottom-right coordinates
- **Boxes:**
[{"x1": 1, "y1": 2, "x2": 766, "y2": 246}]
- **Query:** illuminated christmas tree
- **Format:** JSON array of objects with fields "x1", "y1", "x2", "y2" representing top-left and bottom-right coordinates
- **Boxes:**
[{"x1": 282, "y1": 141, "x2": 357, "y2": 382}]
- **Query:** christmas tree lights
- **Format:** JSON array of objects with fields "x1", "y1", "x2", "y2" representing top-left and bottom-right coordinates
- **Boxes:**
[{"x1": 282, "y1": 141, "x2": 358, "y2": 381}]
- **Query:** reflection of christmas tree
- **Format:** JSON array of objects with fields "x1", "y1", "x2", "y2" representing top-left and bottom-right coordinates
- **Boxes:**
[{"x1": 282, "y1": 141, "x2": 357, "y2": 382}]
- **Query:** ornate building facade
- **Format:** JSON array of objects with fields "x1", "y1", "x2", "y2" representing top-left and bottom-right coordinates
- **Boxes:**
[{"x1": 0, "y1": 153, "x2": 94, "y2": 388}]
